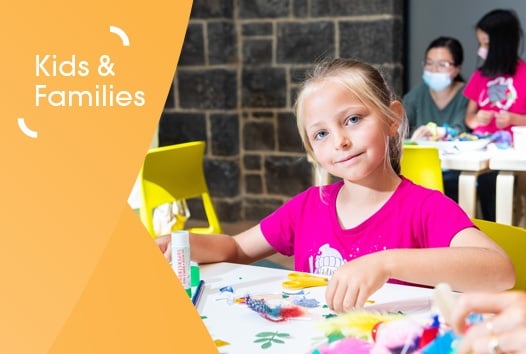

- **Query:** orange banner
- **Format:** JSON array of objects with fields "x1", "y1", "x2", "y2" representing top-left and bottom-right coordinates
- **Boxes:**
[{"x1": 0, "y1": 1, "x2": 216, "y2": 353}]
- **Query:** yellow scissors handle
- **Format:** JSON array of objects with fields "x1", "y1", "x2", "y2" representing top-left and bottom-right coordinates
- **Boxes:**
[{"x1": 282, "y1": 272, "x2": 328, "y2": 290}]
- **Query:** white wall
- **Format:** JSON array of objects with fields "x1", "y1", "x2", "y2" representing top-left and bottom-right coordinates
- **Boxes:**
[{"x1": 406, "y1": 0, "x2": 526, "y2": 92}]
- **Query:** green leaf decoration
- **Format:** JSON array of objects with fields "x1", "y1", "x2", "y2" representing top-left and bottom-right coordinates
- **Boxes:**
[
  {"x1": 256, "y1": 332, "x2": 276, "y2": 337},
  {"x1": 261, "y1": 342, "x2": 272, "y2": 349},
  {"x1": 323, "y1": 313, "x2": 337, "y2": 319},
  {"x1": 253, "y1": 331, "x2": 291, "y2": 349}
]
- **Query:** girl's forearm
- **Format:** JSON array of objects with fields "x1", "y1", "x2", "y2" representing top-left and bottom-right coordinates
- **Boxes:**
[
  {"x1": 189, "y1": 233, "x2": 242, "y2": 264},
  {"x1": 382, "y1": 247, "x2": 514, "y2": 292}
]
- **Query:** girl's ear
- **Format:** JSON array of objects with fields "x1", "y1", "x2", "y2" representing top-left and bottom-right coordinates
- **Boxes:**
[{"x1": 388, "y1": 100, "x2": 404, "y2": 136}]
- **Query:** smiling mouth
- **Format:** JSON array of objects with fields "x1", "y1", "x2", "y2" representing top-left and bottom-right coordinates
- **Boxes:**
[{"x1": 335, "y1": 153, "x2": 360, "y2": 164}]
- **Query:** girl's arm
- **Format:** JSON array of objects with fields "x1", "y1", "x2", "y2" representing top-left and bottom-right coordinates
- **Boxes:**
[
  {"x1": 383, "y1": 227, "x2": 514, "y2": 291},
  {"x1": 326, "y1": 227, "x2": 514, "y2": 312},
  {"x1": 155, "y1": 224, "x2": 276, "y2": 265},
  {"x1": 464, "y1": 100, "x2": 479, "y2": 129}
]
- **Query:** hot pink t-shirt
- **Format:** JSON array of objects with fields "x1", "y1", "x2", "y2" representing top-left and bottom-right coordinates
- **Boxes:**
[
  {"x1": 464, "y1": 60, "x2": 526, "y2": 135},
  {"x1": 260, "y1": 177, "x2": 474, "y2": 279}
]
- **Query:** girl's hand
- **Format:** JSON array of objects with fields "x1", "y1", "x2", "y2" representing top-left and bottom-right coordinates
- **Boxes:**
[
  {"x1": 494, "y1": 110, "x2": 513, "y2": 129},
  {"x1": 155, "y1": 234, "x2": 172, "y2": 261},
  {"x1": 450, "y1": 291, "x2": 526, "y2": 354},
  {"x1": 325, "y1": 252, "x2": 390, "y2": 312},
  {"x1": 476, "y1": 109, "x2": 494, "y2": 126}
]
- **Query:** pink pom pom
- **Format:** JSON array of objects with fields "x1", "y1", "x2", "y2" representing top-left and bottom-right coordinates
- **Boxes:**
[
  {"x1": 314, "y1": 337, "x2": 372, "y2": 354},
  {"x1": 375, "y1": 318, "x2": 423, "y2": 350}
]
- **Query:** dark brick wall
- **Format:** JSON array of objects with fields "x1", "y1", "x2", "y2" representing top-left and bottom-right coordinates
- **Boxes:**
[{"x1": 159, "y1": 0, "x2": 405, "y2": 222}]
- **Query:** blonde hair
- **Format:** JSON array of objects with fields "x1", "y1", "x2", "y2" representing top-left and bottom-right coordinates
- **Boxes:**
[{"x1": 295, "y1": 58, "x2": 408, "y2": 174}]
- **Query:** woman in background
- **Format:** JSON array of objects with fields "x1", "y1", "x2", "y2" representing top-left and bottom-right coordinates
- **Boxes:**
[{"x1": 403, "y1": 36, "x2": 469, "y2": 202}]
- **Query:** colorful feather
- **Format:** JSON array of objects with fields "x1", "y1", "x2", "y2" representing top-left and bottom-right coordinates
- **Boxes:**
[
  {"x1": 243, "y1": 295, "x2": 305, "y2": 322},
  {"x1": 316, "y1": 309, "x2": 404, "y2": 341}
]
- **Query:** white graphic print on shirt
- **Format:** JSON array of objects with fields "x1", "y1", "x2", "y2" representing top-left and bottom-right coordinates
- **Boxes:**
[{"x1": 308, "y1": 243, "x2": 345, "y2": 276}]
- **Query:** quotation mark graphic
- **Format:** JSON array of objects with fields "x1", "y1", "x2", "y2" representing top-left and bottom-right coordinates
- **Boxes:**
[
  {"x1": 109, "y1": 25, "x2": 130, "y2": 46},
  {"x1": 18, "y1": 118, "x2": 38, "y2": 139},
  {"x1": 18, "y1": 25, "x2": 130, "y2": 139}
]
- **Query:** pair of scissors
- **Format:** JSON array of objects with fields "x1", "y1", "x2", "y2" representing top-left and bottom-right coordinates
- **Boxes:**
[{"x1": 282, "y1": 272, "x2": 328, "y2": 290}]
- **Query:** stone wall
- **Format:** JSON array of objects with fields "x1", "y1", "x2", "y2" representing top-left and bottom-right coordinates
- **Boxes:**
[{"x1": 159, "y1": 0, "x2": 405, "y2": 222}]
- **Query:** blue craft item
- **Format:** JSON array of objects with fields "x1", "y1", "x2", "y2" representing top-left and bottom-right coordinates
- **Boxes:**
[
  {"x1": 219, "y1": 286, "x2": 234, "y2": 293},
  {"x1": 219, "y1": 285, "x2": 235, "y2": 304},
  {"x1": 245, "y1": 295, "x2": 283, "y2": 320},
  {"x1": 191, "y1": 280, "x2": 205, "y2": 307},
  {"x1": 421, "y1": 330, "x2": 460, "y2": 354},
  {"x1": 467, "y1": 312, "x2": 483, "y2": 325},
  {"x1": 443, "y1": 123, "x2": 458, "y2": 139},
  {"x1": 491, "y1": 130, "x2": 512, "y2": 149},
  {"x1": 292, "y1": 297, "x2": 320, "y2": 308}
]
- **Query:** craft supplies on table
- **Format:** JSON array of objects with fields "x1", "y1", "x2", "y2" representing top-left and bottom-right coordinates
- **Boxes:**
[{"x1": 196, "y1": 262, "x2": 460, "y2": 354}]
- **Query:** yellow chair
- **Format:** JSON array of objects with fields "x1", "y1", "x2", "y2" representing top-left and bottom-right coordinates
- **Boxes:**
[
  {"x1": 473, "y1": 218, "x2": 526, "y2": 291},
  {"x1": 139, "y1": 141, "x2": 222, "y2": 237},
  {"x1": 401, "y1": 145, "x2": 444, "y2": 193}
]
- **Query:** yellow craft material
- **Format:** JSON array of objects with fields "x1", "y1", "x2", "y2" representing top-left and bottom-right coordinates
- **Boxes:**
[{"x1": 316, "y1": 310, "x2": 404, "y2": 341}]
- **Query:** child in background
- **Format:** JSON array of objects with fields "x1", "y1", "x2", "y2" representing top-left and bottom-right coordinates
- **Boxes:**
[
  {"x1": 464, "y1": 9, "x2": 526, "y2": 134},
  {"x1": 464, "y1": 8, "x2": 526, "y2": 222},
  {"x1": 156, "y1": 58, "x2": 514, "y2": 313}
]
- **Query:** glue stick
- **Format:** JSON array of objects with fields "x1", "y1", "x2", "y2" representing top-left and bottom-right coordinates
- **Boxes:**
[{"x1": 171, "y1": 230, "x2": 191, "y2": 297}]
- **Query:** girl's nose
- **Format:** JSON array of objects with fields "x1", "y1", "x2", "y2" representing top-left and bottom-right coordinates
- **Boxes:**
[{"x1": 335, "y1": 132, "x2": 351, "y2": 149}]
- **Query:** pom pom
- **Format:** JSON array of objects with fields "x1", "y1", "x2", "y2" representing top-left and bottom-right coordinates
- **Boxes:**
[
  {"x1": 312, "y1": 337, "x2": 373, "y2": 354},
  {"x1": 374, "y1": 317, "x2": 422, "y2": 353}
]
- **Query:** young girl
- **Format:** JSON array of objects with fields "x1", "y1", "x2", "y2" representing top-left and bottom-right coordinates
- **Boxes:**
[
  {"x1": 156, "y1": 58, "x2": 514, "y2": 313},
  {"x1": 464, "y1": 8, "x2": 526, "y2": 222},
  {"x1": 464, "y1": 9, "x2": 526, "y2": 134}
]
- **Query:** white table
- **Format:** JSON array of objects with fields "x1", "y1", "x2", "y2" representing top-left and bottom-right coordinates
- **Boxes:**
[
  {"x1": 198, "y1": 262, "x2": 437, "y2": 354},
  {"x1": 441, "y1": 151, "x2": 490, "y2": 218},
  {"x1": 489, "y1": 149, "x2": 526, "y2": 225}
]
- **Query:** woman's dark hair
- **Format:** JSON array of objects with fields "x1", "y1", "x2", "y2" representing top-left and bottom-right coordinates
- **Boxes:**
[
  {"x1": 477, "y1": 9, "x2": 523, "y2": 77},
  {"x1": 426, "y1": 36, "x2": 464, "y2": 82}
]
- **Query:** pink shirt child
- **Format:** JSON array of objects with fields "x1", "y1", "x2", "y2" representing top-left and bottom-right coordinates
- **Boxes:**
[
  {"x1": 260, "y1": 177, "x2": 474, "y2": 283},
  {"x1": 464, "y1": 60, "x2": 526, "y2": 135}
]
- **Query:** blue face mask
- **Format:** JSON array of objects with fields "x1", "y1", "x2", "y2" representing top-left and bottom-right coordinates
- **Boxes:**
[{"x1": 422, "y1": 70, "x2": 452, "y2": 92}]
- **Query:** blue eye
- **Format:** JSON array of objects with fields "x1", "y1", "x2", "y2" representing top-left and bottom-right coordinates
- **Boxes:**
[
  {"x1": 314, "y1": 130, "x2": 328, "y2": 140},
  {"x1": 346, "y1": 115, "x2": 361, "y2": 125}
]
